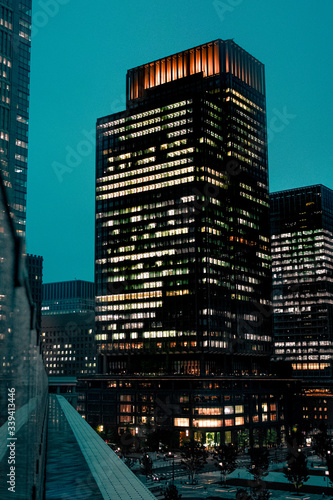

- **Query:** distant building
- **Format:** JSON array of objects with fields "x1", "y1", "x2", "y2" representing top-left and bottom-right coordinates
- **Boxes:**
[
  {"x1": 41, "y1": 280, "x2": 97, "y2": 376},
  {"x1": 271, "y1": 185, "x2": 333, "y2": 379},
  {"x1": 0, "y1": 0, "x2": 32, "y2": 236},
  {"x1": 26, "y1": 253, "x2": 43, "y2": 329},
  {"x1": 42, "y1": 280, "x2": 95, "y2": 315},
  {"x1": 41, "y1": 311, "x2": 97, "y2": 376}
]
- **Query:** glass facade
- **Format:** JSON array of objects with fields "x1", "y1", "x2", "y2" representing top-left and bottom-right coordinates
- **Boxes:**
[
  {"x1": 42, "y1": 280, "x2": 95, "y2": 315},
  {"x1": 271, "y1": 185, "x2": 333, "y2": 378},
  {"x1": 0, "y1": 176, "x2": 48, "y2": 500},
  {"x1": 0, "y1": 0, "x2": 31, "y2": 236},
  {"x1": 41, "y1": 281, "x2": 97, "y2": 377},
  {"x1": 95, "y1": 39, "x2": 271, "y2": 377},
  {"x1": 41, "y1": 312, "x2": 97, "y2": 376}
]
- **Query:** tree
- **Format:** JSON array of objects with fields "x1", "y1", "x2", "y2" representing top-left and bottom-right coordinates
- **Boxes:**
[
  {"x1": 164, "y1": 484, "x2": 182, "y2": 500},
  {"x1": 140, "y1": 453, "x2": 153, "y2": 482},
  {"x1": 119, "y1": 428, "x2": 136, "y2": 456},
  {"x1": 313, "y1": 424, "x2": 331, "y2": 463},
  {"x1": 145, "y1": 429, "x2": 161, "y2": 452},
  {"x1": 248, "y1": 447, "x2": 269, "y2": 483},
  {"x1": 283, "y1": 449, "x2": 309, "y2": 495},
  {"x1": 286, "y1": 426, "x2": 305, "y2": 449},
  {"x1": 247, "y1": 447, "x2": 270, "y2": 499},
  {"x1": 180, "y1": 439, "x2": 207, "y2": 484},
  {"x1": 213, "y1": 444, "x2": 238, "y2": 485}
]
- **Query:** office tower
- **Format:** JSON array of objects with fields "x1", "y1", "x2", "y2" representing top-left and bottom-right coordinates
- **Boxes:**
[
  {"x1": 41, "y1": 280, "x2": 97, "y2": 376},
  {"x1": 0, "y1": 0, "x2": 32, "y2": 236},
  {"x1": 95, "y1": 39, "x2": 271, "y2": 377},
  {"x1": 26, "y1": 253, "x2": 43, "y2": 329},
  {"x1": 271, "y1": 185, "x2": 333, "y2": 379}
]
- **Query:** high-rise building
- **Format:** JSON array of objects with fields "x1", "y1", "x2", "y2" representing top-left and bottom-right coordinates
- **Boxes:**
[
  {"x1": 0, "y1": 0, "x2": 31, "y2": 236},
  {"x1": 271, "y1": 185, "x2": 333, "y2": 379},
  {"x1": 95, "y1": 39, "x2": 271, "y2": 377}
]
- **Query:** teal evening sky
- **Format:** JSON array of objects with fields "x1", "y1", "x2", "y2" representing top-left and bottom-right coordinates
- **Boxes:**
[{"x1": 26, "y1": 0, "x2": 333, "y2": 283}]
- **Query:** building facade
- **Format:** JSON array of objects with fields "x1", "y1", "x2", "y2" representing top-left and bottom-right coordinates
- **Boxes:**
[
  {"x1": 42, "y1": 280, "x2": 95, "y2": 315},
  {"x1": 95, "y1": 39, "x2": 271, "y2": 379},
  {"x1": 271, "y1": 185, "x2": 333, "y2": 379},
  {"x1": 77, "y1": 374, "x2": 294, "y2": 449},
  {"x1": 41, "y1": 280, "x2": 97, "y2": 376},
  {"x1": 0, "y1": 173, "x2": 48, "y2": 500},
  {"x1": 0, "y1": 0, "x2": 32, "y2": 236},
  {"x1": 26, "y1": 253, "x2": 43, "y2": 329}
]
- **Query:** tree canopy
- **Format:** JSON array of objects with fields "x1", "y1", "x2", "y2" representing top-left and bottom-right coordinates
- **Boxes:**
[{"x1": 180, "y1": 439, "x2": 207, "y2": 484}]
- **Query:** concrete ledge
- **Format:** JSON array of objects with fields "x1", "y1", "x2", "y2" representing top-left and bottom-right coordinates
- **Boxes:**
[{"x1": 56, "y1": 395, "x2": 155, "y2": 500}]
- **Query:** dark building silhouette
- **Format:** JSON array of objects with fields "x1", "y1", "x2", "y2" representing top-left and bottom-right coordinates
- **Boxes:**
[
  {"x1": 0, "y1": 0, "x2": 32, "y2": 236},
  {"x1": 271, "y1": 185, "x2": 333, "y2": 379},
  {"x1": 95, "y1": 39, "x2": 271, "y2": 378},
  {"x1": 26, "y1": 253, "x2": 43, "y2": 329}
]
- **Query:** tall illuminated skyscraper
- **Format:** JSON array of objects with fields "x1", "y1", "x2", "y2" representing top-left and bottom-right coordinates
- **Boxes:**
[
  {"x1": 0, "y1": 0, "x2": 31, "y2": 236},
  {"x1": 95, "y1": 40, "x2": 271, "y2": 377},
  {"x1": 271, "y1": 185, "x2": 333, "y2": 379}
]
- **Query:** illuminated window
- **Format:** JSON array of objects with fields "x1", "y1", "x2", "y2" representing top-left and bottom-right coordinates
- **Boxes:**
[
  {"x1": 235, "y1": 417, "x2": 244, "y2": 426},
  {"x1": 120, "y1": 395, "x2": 131, "y2": 402},
  {"x1": 224, "y1": 419, "x2": 234, "y2": 427},
  {"x1": 119, "y1": 415, "x2": 133, "y2": 423},
  {"x1": 120, "y1": 404, "x2": 131, "y2": 413},
  {"x1": 193, "y1": 419, "x2": 223, "y2": 428},
  {"x1": 194, "y1": 407, "x2": 222, "y2": 416},
  {"x1": 174, "y1": 418, "x2": 189, "y2": 427}
]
